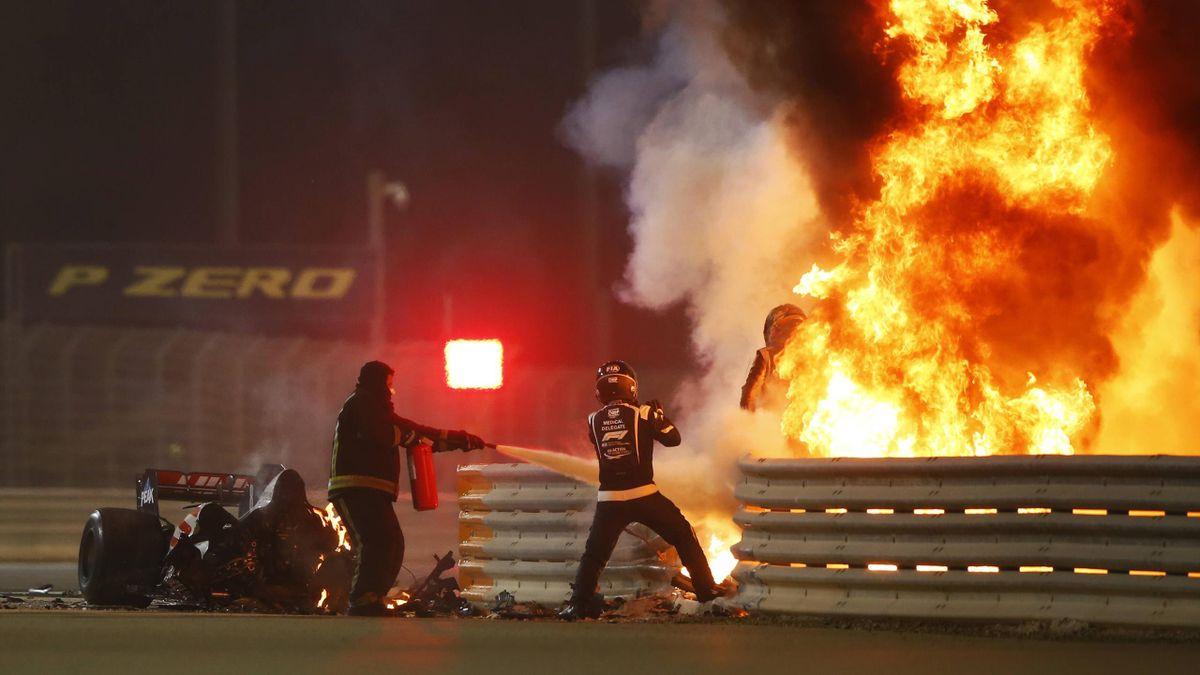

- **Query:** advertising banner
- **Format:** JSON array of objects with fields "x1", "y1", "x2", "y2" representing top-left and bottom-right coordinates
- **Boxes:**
[{"x1": 6, "y1": 244, "x2": 379, "y2": 337}]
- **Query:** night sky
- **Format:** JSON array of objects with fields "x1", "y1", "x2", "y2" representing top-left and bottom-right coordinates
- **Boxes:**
[{"x1": 3, "y1": 1, "x2": 691, "y2": 368}]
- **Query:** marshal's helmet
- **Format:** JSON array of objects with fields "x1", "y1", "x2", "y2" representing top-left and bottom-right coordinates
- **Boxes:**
[{"x1": 595, "y1": 360, "x2": 638, "y2": 404}]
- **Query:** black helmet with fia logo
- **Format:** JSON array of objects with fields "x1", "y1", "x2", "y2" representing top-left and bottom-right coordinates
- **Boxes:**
[{"x1": 595, "y1": 360, "x2": 638, "y2": 404}]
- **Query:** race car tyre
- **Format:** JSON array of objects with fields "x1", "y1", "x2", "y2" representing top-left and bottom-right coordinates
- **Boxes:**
[{"x1": 78, "y1": 508, "x2": 167, "y2": 607}]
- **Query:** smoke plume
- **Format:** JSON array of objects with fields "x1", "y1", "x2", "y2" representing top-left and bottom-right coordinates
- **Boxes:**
[{"x1": 563, "y1": 2, "x2": 824, "y2": 513}]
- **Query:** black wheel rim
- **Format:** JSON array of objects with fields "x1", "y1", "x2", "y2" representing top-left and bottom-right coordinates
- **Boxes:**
[{"x1": 79, "y1": 527, "x2": 96, "y2": 585}]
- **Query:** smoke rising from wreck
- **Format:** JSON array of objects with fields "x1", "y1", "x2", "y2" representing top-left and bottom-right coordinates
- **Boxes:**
[{"x1": 563, "y1": 0, "x2": 1200, "y2": 517}]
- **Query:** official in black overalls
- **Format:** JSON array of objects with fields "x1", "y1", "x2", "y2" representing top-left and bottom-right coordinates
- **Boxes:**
[
  {"x1": 328, "y1": 360, "x2": 484, "y2": 616},
  {"x1": 560, "y1": 360, "x2": 718, "y2": 620}
]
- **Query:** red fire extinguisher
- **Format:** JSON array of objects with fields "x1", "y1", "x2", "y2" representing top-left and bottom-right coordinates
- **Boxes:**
[{"x1": 406, "y1": 443, "x2": 438, "y2": 511}]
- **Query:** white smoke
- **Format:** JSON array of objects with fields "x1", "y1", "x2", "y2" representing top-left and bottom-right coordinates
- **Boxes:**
[{"x1": 563, "y1": 2, "x2": 827, "y2": 512}]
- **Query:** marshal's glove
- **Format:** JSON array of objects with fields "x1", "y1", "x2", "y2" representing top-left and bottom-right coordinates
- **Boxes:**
[
  {"x1": 646, "y1": 399, "x2": 666, "y2": 424},
  {"x1": 443, "y1": 429, "x2": 486, "y2": 452}
]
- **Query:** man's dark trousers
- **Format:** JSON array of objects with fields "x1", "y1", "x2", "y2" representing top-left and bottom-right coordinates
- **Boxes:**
[
  {"x1": 331, "y1": 488, "x2": 404, "y2": 608},
  {"x1": 572, "y1": 492, "x2": 715, "y2": 601}
]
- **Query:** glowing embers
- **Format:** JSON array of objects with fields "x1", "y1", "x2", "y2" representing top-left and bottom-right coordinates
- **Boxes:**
[
  {"x1": 385, "y1": 592, "x2": 411, "y2": 610},
  {"x1": 867, "y1": 563, "x2": 898, "y2": 572},
  {"x1": 444, "y1": 339, "x2": 503, "y2": 390}
]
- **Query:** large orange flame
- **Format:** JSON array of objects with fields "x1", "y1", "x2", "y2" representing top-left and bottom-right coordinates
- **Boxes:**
[{"x1": 779, "y1": 0, "x2": 1123, "y2": 457}]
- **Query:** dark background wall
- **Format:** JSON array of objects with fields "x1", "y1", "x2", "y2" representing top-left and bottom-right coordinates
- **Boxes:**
[{"x1": 1, "y1": 1, "x2": 691, "y2": 370}]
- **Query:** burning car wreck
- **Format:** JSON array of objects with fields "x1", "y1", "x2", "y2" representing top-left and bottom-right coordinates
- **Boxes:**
[{"x1": 78, "y1": 466, "x2": 359, "y2": 613}]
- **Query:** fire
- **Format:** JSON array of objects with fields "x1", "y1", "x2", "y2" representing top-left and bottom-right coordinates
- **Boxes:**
[
  {"x1": 314, "y1": 502, "x2": 351, "y2": 552},
  {"x1": 701, "y1": 535, "x2": 738, "y2": 585},
  {"x1": 385, "y1": 592, "x2": 410, "y2": 610},
  {"x1": 681, "y1": 517, "x2": 740, "y2": 585},
  {"x1": 317, "y1": 589, "x2": 328, "y2": 609},
  {"x1": 778, "y1": 0, "x2": 1122, "y2": 457}
]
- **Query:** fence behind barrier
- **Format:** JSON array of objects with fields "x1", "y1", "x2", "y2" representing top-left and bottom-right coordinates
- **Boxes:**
[
  {"x1": 728, "y1": 455, "x2": 1200, "y2": 628},
  {"x1": 2, "y1": 322, "x2": 683, "y2": 488},
  {"x1": 457, "y1": 463, "x2": 677, "y2": 607}
]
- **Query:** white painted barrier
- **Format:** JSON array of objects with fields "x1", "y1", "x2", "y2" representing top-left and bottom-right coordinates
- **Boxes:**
[{"x1": 457, "y1": 463, "x2": 676, "y2": 607}]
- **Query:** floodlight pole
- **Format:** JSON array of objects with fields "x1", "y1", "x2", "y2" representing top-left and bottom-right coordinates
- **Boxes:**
[
  {"x1": 367, "y1": 172, "x2": 410, "y2": 347},
  {"x1": 368, "y1": 173, "x2": 386, "y2": 347}
]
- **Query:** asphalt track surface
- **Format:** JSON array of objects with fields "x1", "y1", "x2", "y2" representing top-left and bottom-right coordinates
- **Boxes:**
[
  {"x1": 5, "y1": 492, "x2": 1199, "y2": 674},
  {"x1": 2, "y1": 609, "x2": 1200, "y2": 675},
  {"x1": 0, "y1": 562, "x2": 75, "y2": 592}
]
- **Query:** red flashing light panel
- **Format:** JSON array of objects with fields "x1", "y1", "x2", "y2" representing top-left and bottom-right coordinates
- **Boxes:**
[{"x1": 445, "y1": 339, "x2": 503, "y2": 389}]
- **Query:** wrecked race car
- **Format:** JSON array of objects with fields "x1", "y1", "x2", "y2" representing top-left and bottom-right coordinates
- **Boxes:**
[{"x1": 77, "y1": 465, "x2": 353, "y2": 612}]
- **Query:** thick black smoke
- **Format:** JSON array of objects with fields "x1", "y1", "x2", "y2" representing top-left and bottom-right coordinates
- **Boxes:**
[
  {"x1": 718, "y1": 1, "x2": 901, "y2": 224},
  {"x1": 1089, "y1": 0, "x2": 1200, "y2": 222}
]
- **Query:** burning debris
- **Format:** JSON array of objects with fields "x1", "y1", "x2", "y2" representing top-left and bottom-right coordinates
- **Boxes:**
[
  {"x1": 75, "y1": 464, "x2": 478, "y2": 617},
  {"x1": 174, "y1": 475, "x2": 351, "y2": 611},
  {"x1": 79, "y1": 466, "x2": 355, "y2": 613},
  {"x1": 481, "y1": 587, "x2": 737, "y2": 622},
  {"x1": 385, "y1": 551, "x2": 473, "y2": 617}
]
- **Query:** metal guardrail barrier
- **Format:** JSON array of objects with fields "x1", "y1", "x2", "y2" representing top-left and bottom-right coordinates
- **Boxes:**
[
  {"x1": 457, "y1": 463, "x2": 677, "y2": 607},
  {"x1": 728, "y1": 455, "x2": 1200, "y2": 628}
]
